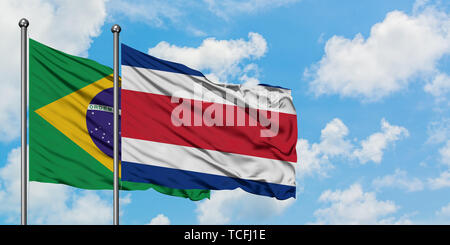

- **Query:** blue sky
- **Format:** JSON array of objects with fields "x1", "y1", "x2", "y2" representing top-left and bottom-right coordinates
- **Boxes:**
[{"x1": 0, "y1": 0, "x2": 450, "y2": 225}]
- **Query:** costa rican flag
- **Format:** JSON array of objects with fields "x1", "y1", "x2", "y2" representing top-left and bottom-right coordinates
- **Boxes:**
[{"x1": 120, "y1": 44, "x2": 298, "y2": 200}]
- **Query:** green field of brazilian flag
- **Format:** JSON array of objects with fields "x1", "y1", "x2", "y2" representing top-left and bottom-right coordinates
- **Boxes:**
[{"x1": 28, "y1": 39, "x2": 209, "y2": 201}]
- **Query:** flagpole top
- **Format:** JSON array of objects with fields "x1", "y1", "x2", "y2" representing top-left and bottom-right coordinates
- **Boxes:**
[
  {"x1": 18, "y1": 18, "x2": 29, "y2": 28},
  {"x1": 111, "y1": 24, "x2": 121, "y2": 33}
]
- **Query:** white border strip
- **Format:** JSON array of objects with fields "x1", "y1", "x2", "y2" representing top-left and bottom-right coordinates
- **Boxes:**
[{"x1": 122, "y1": 65, "x2": 296, "y2": 115}]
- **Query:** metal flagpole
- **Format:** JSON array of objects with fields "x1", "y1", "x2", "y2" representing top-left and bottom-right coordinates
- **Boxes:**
[
  {"x1": 19, "y1": 18, "x2": 29, "y2": 226},
  {"x1": 111, "y1": 24, "x2": 121, "y2": 226}
]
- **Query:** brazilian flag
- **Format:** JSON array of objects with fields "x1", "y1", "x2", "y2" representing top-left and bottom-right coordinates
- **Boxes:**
[{"x1": 29, "y1": 39, "x2": 209, "y2": 201}]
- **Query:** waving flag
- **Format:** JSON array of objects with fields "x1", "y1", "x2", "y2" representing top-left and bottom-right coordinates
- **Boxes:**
[
  {"x1": 121, "y1": 44, "x2": 297, "y2": 200},
  {"x1": 29, "y1": 39, "x2": 209, "y2": 201}
]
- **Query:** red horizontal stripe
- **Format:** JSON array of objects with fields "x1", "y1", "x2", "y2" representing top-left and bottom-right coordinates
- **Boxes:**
[{"x1": 121, "y1": 89, "x2": 297, "y2": 162}]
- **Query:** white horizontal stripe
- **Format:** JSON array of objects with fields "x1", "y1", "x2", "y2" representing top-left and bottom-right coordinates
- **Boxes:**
[
  {"x1": 121, "y1": 137, "x2": 296, "y2": 187},
  {"x1": 121, "y1": 65, "x2": 296, "y2": 115}
]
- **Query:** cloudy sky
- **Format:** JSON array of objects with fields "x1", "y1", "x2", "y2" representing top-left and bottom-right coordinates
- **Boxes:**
[{"x1": 1, "y1": 0, "x2": 450, "y2": 225}]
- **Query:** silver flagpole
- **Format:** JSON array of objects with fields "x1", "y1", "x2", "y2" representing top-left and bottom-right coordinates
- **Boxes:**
[
  {"x1": 111, "y1": 24, "x2": 121, "y2": 226},
  {"x1": 19, "y1": 18, "x2": 29, "y2": 226}
]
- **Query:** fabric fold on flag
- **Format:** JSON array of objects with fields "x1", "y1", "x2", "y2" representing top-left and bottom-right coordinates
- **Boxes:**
[{"x1": 121, "y1": 44, "x2": 298, "y2": 200}]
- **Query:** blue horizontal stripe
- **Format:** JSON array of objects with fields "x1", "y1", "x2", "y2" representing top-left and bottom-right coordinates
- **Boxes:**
[
  {"x1": 122, "y1": 161, "x2": 295, "y2": 200},
  {"x1": 258, "y1": 83, "x2": 291, "y2": 90},
  {"x1": 121, "y1": 44, "x2": 204, "y2": 77}
]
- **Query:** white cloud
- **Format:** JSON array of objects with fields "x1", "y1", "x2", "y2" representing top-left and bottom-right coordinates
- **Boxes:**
[
  {"x1": 204, "y1": 0, "x2": 300, "y2": 20},
  {"x1": 318, "y1": 118, "x2": 353, "y2": 156},
  {"x1": 376, "y1": 214, "x2": 414, "y2": 225},
  {"x1": 297, "y1": 118, "x2": 408, "y2": 178},
  {"x1": 148, "y1": 214, "x2": 171, "y2": 225},
  {"x1": 436, "y1": 202, "x2": 450, "y2": 217},
  {"x1": 13, "y1": 0, "x2": 107, "y2": 56},
  {"x1": 120, "y1": 193, "x2": 132, "y2": 206},
  {"x1": 413, "y1": 0, "x2": 431, "y2": 13},
  {"x1": 0, "y1": 0, "x2": 108, "y2": 142},
  {"x1": 45, "y1": 190, "x2": 112, "y2": 225},
  {"x1": 372, "y1": 169, "x2": 424, "y2": 192},
  {"x1": 305, "y1": 5, "x2": 450, "y2": 101},
  {"x1": 438, "y1": 140, "x2": 450, "y2": 166},
  {"x1": 0, "y1": 147, "x2": 120, "y2": 224},
  {"x1": 239, "y1": 63, "x2": 261, "y2": 86},
  {"x1": 296, "y1": 118, "x2": 351, "y2": 178},
  {"x1": 424, "y1": 72, "x2": 450, "y2": 99},
  {"x1": 148, "y1": 32, "x2": 267, "y2": 83},
  {"x1": 296, "y1": 139, "x2": 334, "y2": 178},
  {"x1": 426, "y1": 140, "x2": 450, "y2": 190},
  {"x1": 185, "y1": 26, "x2": 208, "y2": 37},
  {"x1": 352, "y1": 119, "x2": 409, "y2": 164},
  {"x1": 312, "y1": 184, "x2": 410, "y2": 224},
  {"x1": 196, "y1": 189, "x2": 294, "y2": 225},
  {"x1": 426, "y1": 121, "x2": 450, "y2": 189},
  {"x1": 427, "y1": 118, "x2": 450, "y2": 144},
  {"x1": 0, "y1": 148, "x2": 22, "y2": 220},
  {"x1": 428, "y1": 170, "x2": 450, "y2": 189}
]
